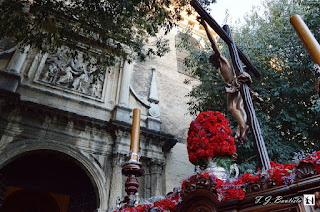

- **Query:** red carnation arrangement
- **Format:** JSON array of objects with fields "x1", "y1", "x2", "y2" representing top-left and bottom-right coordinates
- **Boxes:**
[{"x1": 187, "y1": 111, "x2": 236, "y2": 165}]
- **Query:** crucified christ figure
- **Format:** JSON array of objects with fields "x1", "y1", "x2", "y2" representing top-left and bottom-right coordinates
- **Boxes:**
[{"x1": 200, "y1": 19, "x2": 263, "y2": 144}]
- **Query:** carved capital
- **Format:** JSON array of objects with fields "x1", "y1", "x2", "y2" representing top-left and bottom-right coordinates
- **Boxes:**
[
  {"x1": 150, "y1": 164, "x2": 163, "y2": 175},
  {"x1": 148, "y1": 159, "x2": 165, "y2": 174}
]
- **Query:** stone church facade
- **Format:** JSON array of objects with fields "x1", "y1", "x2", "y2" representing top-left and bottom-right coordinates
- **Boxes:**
[{"x1": 0, "y1": 16, "x2": 206, "y2": 211}]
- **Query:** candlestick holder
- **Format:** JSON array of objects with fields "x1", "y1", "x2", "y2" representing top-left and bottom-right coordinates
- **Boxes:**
[
  {"x1": 121, "y1": 160, "x2": 144, "y2": 208},
  {"x1": 128, "y1": 150, "x2": 140, "y2": 162}
]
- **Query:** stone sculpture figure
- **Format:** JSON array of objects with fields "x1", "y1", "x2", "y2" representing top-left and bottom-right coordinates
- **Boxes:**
[
  {"x1": 56, "y1": 66, "x2": 74, "y2": 85},
  {"x1": 56, "y1": 58, "x2": 78, "y2": 85},
  {"x1": 90, "y1": 78, "x2": 103, "y2": 97},
  {"x1": 47, "y1": 61, "x2": 61, "y2": 83},
  {"x1": 72, "y1": 65, "x2": 89, "y2": 92},
  {"x1": 200, "y1": 19, "x2": 262, "y2": 144},
  {"x1": 41, "y1": 56, "x2": 62, "y2": 83},
  {"x1": 72, "y1": 62, "x2": 100, "y2": 93}
]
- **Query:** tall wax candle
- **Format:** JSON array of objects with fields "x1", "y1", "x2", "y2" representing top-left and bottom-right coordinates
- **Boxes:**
[
  {"x1": 290, "y1": 15, "x2": 320, "y2": 66},
  {"x1": 130, "y1": 108, "x2": 141, "y2": 161}
]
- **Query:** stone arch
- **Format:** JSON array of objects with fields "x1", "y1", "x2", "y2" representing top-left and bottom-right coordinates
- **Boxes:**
[{"x1": 0, "y1": 139, "x2": 108, "y2": 211}]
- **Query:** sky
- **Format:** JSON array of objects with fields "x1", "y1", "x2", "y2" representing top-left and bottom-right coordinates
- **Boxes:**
[{"x1": 209, "y1": 0, "x2": 264, "y2": 25}]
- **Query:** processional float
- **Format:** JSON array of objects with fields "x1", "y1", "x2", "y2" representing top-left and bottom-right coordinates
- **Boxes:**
[{"x1": 118, "y1": 1, "x2": 320, "y2": 210}]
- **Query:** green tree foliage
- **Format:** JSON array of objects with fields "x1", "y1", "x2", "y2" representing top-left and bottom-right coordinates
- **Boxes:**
[
  {"x1": 181, "y1": 0, "x2": 320, "y2": 171},
  {"x1": 0, "y1": 0, "x2": 215, "y2": 65}
]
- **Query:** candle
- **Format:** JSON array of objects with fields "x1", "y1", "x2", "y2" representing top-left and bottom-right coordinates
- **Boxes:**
[
  {"x1": 290, "y1": 15, "x2": 320, "y2": 66},
  {"x1": 130, "y1": 108, "x2": 141, "y2": 161}
]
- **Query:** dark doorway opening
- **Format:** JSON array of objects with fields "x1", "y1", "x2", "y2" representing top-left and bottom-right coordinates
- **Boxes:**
[{"x1": 0, "y1": 150, "x2": 98, "y2": 212}]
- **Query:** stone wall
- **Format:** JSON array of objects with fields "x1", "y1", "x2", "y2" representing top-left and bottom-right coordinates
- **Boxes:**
[{"x1": 0, "y1": 23, "x2": 204, "y2": 210}]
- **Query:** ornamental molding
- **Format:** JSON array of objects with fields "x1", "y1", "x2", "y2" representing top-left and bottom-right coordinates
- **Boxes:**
[
  {"x1": 296, "y1": 161, "x2": 317, "y2": 180},
  {"x1": 9, "y1": 100, "x2": 110, "y2": 131},
  {"x1": 178, "y1": 174, "x2": 320, "y2": 212},
  {"x1": 110, "y1": 119, "x2": 177, "y2": 152},
  {"x1": 245, "y1": 161, "x2": 319, "y2": 194},
  {"x1": 180, "y1": 175, "x2": 216, "y2": 198}
]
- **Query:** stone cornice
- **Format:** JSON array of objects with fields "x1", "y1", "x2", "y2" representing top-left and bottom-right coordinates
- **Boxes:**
[
  {"x1": 1, "y1": 97, "x2": 178, "y2": 152},
  {"x1": 109, "y1": 119, "x2": 178, "y2": 152},
  {"x1": 6, "y1": 100, "x2": 111, "y2": 131}
]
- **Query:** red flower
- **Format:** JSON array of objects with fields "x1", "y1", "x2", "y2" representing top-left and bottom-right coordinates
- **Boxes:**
[
  {"x1": 267, "y1": 161, "x2": 296, "y2": 185},
  {"x1": 241, "y1": 173, "x2": 259, "y2": 184},
  {"x1": 187, "y1": 111, "x2": 236, "y2": 165}
]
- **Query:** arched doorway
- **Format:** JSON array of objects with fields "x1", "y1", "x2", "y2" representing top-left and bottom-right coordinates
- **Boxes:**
[
  {"x1": 1, "y1": 189, "x2": 60, "y2": 212},
  {"x1": 0, "y1": 150, "x2": 98, "y2": 212}
]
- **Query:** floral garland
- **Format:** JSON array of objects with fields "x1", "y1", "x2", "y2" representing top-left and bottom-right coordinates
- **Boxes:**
[
  {"x1": 114, "y1": 151, "x2": 320, "y2": 212},
  {"x1": 180, "y1": 171, "x2": 246, "y2": 202},
  {"x1": 187, "y1": 111, "x2": 236, "y2": 165},
  {"x1": 300, "y1": 151, "x2": 320, "y2": 173},
  {"x1": 182, "y1": 151, "x2": 320, "y2": 202},
  {"x1": 113, "y1": 191, "x2": 181, "y2": 212}
]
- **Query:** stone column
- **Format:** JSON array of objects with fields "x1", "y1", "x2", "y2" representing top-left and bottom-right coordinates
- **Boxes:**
[
  {"x1": 119, "y1": 60, "x2": 133, "y2": 106},
  {"x1": 113, "y1": 60, "x2": 133, "y2": 123},
  {"x1": 144, "y1": 165, "x2": 151, "y2": 198},
  {"x1": 150, "y1": 161, "x2": 164, "y2": 197},
  {"x1": 8, "y1": 45, "x2": 30, "y2": 74},
  {"x1": 108, "y1": 154, "x2": 126, "y2": 209},
  {"x1": 0, "y1": 45, "x2": 30, "y2": 93}
]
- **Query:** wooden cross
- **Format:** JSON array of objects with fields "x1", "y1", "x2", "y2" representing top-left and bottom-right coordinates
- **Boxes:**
[{"x1": 191, "y1": 0, "x2": 271, "y2": 170}]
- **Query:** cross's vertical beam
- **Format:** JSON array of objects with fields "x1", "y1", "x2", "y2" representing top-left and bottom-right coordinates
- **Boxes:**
[
  {"x1": 223, "y1": 25, "x2": 271, "y2": 170},
  {"x1": 190, "y1": 0, "x2": 261, "y2": 78},
  {"x1": 190, "y1": 0, "x2": 271, "y2": 170}
]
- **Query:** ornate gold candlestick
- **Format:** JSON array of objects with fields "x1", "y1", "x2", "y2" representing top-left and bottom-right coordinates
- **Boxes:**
[{"x1": 121, "y1": 108, "x2": 144, "y2": 208}]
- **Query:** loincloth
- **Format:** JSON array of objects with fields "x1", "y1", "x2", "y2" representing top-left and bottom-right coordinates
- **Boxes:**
[{"x1": 225, "y1": 72, "x2": 252, "y2": 93}]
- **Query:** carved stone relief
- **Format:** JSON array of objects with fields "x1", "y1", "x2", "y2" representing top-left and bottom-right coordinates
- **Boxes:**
[{"x1": 37, "y1": 51, "x2": 106, "y2": 99}]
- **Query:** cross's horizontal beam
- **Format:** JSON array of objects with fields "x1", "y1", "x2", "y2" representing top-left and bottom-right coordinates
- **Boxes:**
[{"x1": 191, "y1": 0, "x2": 261, "y2": 78}]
